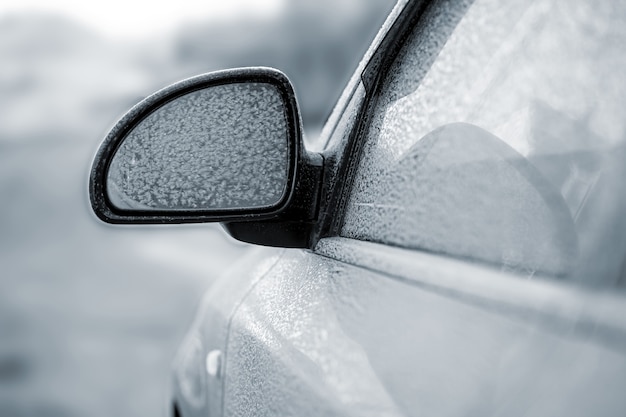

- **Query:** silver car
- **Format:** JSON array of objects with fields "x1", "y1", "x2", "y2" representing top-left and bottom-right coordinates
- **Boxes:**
[{"x1": 89, "y1": 0, "x2": 626, "y2": 416}]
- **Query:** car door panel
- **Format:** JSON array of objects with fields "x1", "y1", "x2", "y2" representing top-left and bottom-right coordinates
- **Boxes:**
[{"x1": 223, "y1": 240, "x2": 626, "y2": 416}]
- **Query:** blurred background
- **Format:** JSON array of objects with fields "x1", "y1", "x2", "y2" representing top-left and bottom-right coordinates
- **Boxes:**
[{"x1": 0, "y1": 1, "x2": 394, "y2": 416}]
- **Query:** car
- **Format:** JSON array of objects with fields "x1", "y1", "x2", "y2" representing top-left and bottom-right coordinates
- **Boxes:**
[{"x1": 88, "y1": 0, "x2": 626, "y2": 416}]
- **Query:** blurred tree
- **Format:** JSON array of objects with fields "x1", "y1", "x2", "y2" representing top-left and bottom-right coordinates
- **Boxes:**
[{"x1": 170, "y1": 1, "x2": 394, "y2": 129}]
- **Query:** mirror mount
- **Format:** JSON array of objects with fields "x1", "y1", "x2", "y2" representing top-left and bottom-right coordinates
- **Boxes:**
[
  {"x1": 90, "y1": 67, "x2": 324, "y2": 248},
  {"x1": 223, "y1": 150, "x2": 324, "y2": 248}
]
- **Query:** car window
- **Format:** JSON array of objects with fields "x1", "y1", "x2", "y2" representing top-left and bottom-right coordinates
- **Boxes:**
[{"x1": 341, "y1": 0, "x2": 626, "y2": 288}]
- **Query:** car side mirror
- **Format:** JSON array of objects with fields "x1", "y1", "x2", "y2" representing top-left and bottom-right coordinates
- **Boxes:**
[{"x1": 89, "y1": 68, "x2": 323, "y2": 247}]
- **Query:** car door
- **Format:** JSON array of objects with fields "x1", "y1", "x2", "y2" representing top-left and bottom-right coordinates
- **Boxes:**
[{"x1": 223, "y1": 0, "x2": 626, "y2": 416}]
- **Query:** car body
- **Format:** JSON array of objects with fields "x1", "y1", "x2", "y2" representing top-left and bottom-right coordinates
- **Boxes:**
[{"x1": 89, "y1": 0, "x2": 626, "y2": 416}]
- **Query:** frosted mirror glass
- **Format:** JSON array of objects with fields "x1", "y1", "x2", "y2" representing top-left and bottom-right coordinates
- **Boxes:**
[{"x1": 106, "y1": 83, "x2": 290, "y2": 211}]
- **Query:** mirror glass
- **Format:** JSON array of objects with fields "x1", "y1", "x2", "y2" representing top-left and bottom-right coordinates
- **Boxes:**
[{"x1": 106, "y1": 82, "x2": 290, "y2": 211}]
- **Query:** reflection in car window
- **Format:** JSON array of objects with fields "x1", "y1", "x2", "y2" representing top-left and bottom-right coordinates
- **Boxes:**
[{"x1": 341, "y1": 0, "x2": 626, "y2": 288}]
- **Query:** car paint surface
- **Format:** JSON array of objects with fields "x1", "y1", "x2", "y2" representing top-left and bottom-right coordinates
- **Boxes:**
[
  {"x1": 218, "y1": 239, "x2": 626, "y2": 416},
  {"x1": 171, "y1": 246, "x2": 283, "y2": 417},
  {"x1": 173, "y1": 238, "x2": 626, "y2": 417}
]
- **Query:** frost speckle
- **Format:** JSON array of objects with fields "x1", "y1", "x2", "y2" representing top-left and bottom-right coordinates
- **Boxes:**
[{"x1": 107, "y1": 82, "x2": 290, "y2": 210}]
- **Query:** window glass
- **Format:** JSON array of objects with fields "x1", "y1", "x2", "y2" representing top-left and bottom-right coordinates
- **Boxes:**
[{"x1": 341, "y1": 0, "x2": 626, "y2": 287}]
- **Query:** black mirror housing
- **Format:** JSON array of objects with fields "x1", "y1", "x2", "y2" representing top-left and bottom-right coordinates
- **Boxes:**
[{"x1": 89, "y1": 67, "x2": 323, "y2": 248}]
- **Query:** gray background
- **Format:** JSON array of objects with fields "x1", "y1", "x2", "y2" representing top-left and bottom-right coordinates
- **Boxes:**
[{"x1": 0, "y1": 1, "x2": 394, "y2": 416}]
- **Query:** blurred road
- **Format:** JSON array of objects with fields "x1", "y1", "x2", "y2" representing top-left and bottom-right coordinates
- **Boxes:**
[{"x1": 0, "y1": 141, "x2": 248, "y2": 417}]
